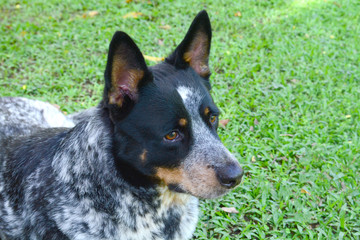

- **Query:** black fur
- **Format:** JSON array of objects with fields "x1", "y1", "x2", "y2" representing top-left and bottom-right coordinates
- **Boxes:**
[{"x1": 0, "y1": 10, "x2": 243, "y2": 240}]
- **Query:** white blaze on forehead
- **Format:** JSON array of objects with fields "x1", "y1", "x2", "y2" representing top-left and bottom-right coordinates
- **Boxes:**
[{"x1": 177, "y1": 86, "x2": 192, "y2": 103}]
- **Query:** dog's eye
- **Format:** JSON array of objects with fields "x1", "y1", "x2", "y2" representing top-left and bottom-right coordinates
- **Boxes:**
[
  {"x1": 164, "y1": 131, "x2": 180, "y2": 141},
  {"x1": 209, "y1": 115, "x2": 217, "y2": 124}
]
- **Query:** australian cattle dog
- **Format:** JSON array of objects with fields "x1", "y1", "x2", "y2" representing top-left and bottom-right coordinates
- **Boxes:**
[{"x1": 0, "y1": 10, "x2": 244, "y2": 240}]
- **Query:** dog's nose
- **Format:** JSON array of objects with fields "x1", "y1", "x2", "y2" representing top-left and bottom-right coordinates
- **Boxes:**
[{"x1": 215, "y1": 162, "x2": 244, "y2": 189}]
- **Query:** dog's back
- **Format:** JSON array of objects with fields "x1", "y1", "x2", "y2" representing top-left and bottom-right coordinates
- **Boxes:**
[{"x1": 0, "y1": 97, "x2": 74, "y2": 142}]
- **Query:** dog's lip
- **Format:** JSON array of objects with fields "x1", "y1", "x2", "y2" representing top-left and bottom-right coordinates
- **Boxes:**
[
  {"x1": 168, "y1": 183, "x2": 235, "y2": 199},
  {"x1": 168, "y1": 183, "x2": 187, "y2": 194}
]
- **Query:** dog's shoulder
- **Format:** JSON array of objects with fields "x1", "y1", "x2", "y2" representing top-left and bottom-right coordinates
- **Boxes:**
[{"x1": 1, "y1": 128, "x2": 69, "y2": 193}]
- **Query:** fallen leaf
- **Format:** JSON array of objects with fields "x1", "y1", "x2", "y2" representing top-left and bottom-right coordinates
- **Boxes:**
[
  {"x1": 219, "y1": 119, "x2": 230, "y2": 128},
  {"x1": 126, "y1": 0, "x2": 133, "y2": 3},
  {"x1": 158, "y1": 39, "x2": 164, "y2": 46},
  {"x1": 88, "y1": 10, "x2": 99, "y2": 17},
  {"x1": 251, "y1": 156, "x2": 256, "y2": 162},
  {"x1": 159, "y1": 25, "x2": 171, "y2": 30},
  {"x1": 221, "y1": 207, "x2": 239, "y2": 214},
  {"x1": 122, "y1": 12, "x2": 143, "y2": 19},
  {"x1": 234, "y1": 11, "x2": 242, "y2": 17},
  {"x1": 144, "y1": 55, "x2": 164, "y2": 62},
  {"x1": 301, "y1": 188, "x2": 311, "y2": 195},
  {"x1": 20, "y1": 31, "x2": 27, "y2": 37}
]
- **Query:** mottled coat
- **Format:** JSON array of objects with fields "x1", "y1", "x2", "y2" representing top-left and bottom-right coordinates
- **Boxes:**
[
  {"x1": 0, "y1": 108, "x2": 199, "y2": 239},
  {"x1": 0, "y1": 11, "x2": 243, "y2": 239}
]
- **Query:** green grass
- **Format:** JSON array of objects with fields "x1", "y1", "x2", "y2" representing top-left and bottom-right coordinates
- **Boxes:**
[{"x1": 1, "y1": 0, "x2": 359, "y2": 239}]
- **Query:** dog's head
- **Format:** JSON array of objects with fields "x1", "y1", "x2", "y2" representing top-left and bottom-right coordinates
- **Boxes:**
[{"x1": 103, "y1": 11, "x2": 243, "y2": 199}]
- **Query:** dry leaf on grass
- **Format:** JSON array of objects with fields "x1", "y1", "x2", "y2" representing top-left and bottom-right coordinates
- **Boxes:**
[
  {"x1": 221, "y1": 207, "x2": 239, "y2": 214},
  {"x1": 122, "y1": 12, "x2": 143, "y2": 19},
  {"x1": 88, "y1": 11, "x2": 99, "y2": 17},
  {"x1": 219, "y1": 119, "x2": 230, "y2": 128},
  {"x1": 159, "y1": 25, "x2": 171, "y2": 30},
  {"x1": 301, "y1": 188, "x2": 311, "y2": 195},
  {"x1": 143, "y1": 55, "x2": 164, "y2": 62},
  {"x1": 234, "y1": 11, "x2": 242, "y2": 17},
  {"x1": 158, "y1": 39, "x2": 164, "y2": 46}
]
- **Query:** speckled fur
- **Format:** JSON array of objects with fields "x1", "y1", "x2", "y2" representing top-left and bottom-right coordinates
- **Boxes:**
[
  {"x1": 0, "y1": 11, "x2": 243, "y2": 240},
  {"x1": 0, "y1": 106, "x2": 199, "y2": 239},
  {"x1": 0, "y1": 97, "x2": 75, "y2": 143}
]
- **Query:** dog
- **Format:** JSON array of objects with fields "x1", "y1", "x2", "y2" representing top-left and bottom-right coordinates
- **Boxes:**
[
  {"x1": 0, "y1": 97, "x2": 75, "y2": 143},
  {"x1": 0, "y1": 10, "x2": 244, "y2": 240}
]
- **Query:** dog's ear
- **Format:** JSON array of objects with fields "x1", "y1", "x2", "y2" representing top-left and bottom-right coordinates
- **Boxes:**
[
  {"x1": 166, "y1": 10, "x2": 212, "y2": 78},
  {"x1": 104, "y1": 31, "x2": 151, "y2": 108}
]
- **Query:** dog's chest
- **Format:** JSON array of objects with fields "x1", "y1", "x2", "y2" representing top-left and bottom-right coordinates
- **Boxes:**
[
  {"x1": 116, "y1": 196, "x2": 199, "y2": 240},
  {"x1": 58, "y1": 191, "x2": 199, "y2": 240}
]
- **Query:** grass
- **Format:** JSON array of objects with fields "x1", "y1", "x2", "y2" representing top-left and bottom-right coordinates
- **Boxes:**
[{"x1": 1, "y1": 0, "x2": 359, "y2": 239}]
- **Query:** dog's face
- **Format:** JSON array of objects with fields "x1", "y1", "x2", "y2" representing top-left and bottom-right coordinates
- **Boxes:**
[{"x1": 103, "y1": 11, "x2": 243, "y2": 199}]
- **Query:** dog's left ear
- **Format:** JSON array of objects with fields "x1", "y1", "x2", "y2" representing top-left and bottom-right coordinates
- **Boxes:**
[{"x1": 166, "y1": 10, "x2": 212, "y2": 78}]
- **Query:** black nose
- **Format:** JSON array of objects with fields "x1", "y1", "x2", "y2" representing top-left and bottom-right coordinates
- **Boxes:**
[{"x1": 215, "y1": 162, "x2": 244, "y2": 189}]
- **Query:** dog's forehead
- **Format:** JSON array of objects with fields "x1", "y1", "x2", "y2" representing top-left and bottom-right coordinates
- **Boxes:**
[
  {"x1": 150, "y1": 63, "x2": 211, "y2": 104},
  {"x1": 176, "y1": 85, "x2": 204, "y2": 112}
]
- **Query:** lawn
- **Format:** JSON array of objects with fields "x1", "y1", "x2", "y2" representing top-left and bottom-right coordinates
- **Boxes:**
[{"x1": 1, "y1": 0, "x2": 359, "y2": 239}]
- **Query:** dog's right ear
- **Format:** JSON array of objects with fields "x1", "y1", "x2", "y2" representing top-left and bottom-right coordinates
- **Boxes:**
[{"x1": 103, "y1": 31, "x2": 151, "y2": 110}]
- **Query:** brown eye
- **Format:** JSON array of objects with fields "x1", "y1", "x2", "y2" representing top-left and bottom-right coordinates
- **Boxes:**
[
  {"x1": 164, "y1": 131, "x2": 179, "y2": 141},
  {"x1": 210, "y1": 115, "x2": 217, "y2": 124}
]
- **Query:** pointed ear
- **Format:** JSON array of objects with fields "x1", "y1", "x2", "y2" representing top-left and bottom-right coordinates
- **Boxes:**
[
  {"x1": 104, "y1": 31, "x2": 151, "y2": 107},
  {"x1": 166, "y1": 10, "x2": 212, "y2": 78}
]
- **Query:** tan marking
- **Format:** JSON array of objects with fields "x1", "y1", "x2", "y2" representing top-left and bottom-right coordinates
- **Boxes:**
[
  {"x1": 140, "y1": 149, "x2": 147, "y2": 163},
  {"x1": 179, "y1": 118, "x2": 187, "y2": 127},
  {"x1": 204, "y1": 107, "x2": 210, "y2": 116},
  {"x1": 155, "y1": 164, "x2": 220, "y2": 199},
  {"x1": 155, "y1": 167, "x2": 185, "y2": 185},
  {"x1": 182, "y1": 33, "x2": 210, "y2": 77},
  {"x1": 108, "y1": 55, "x2": 144, "y2": 106}
]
